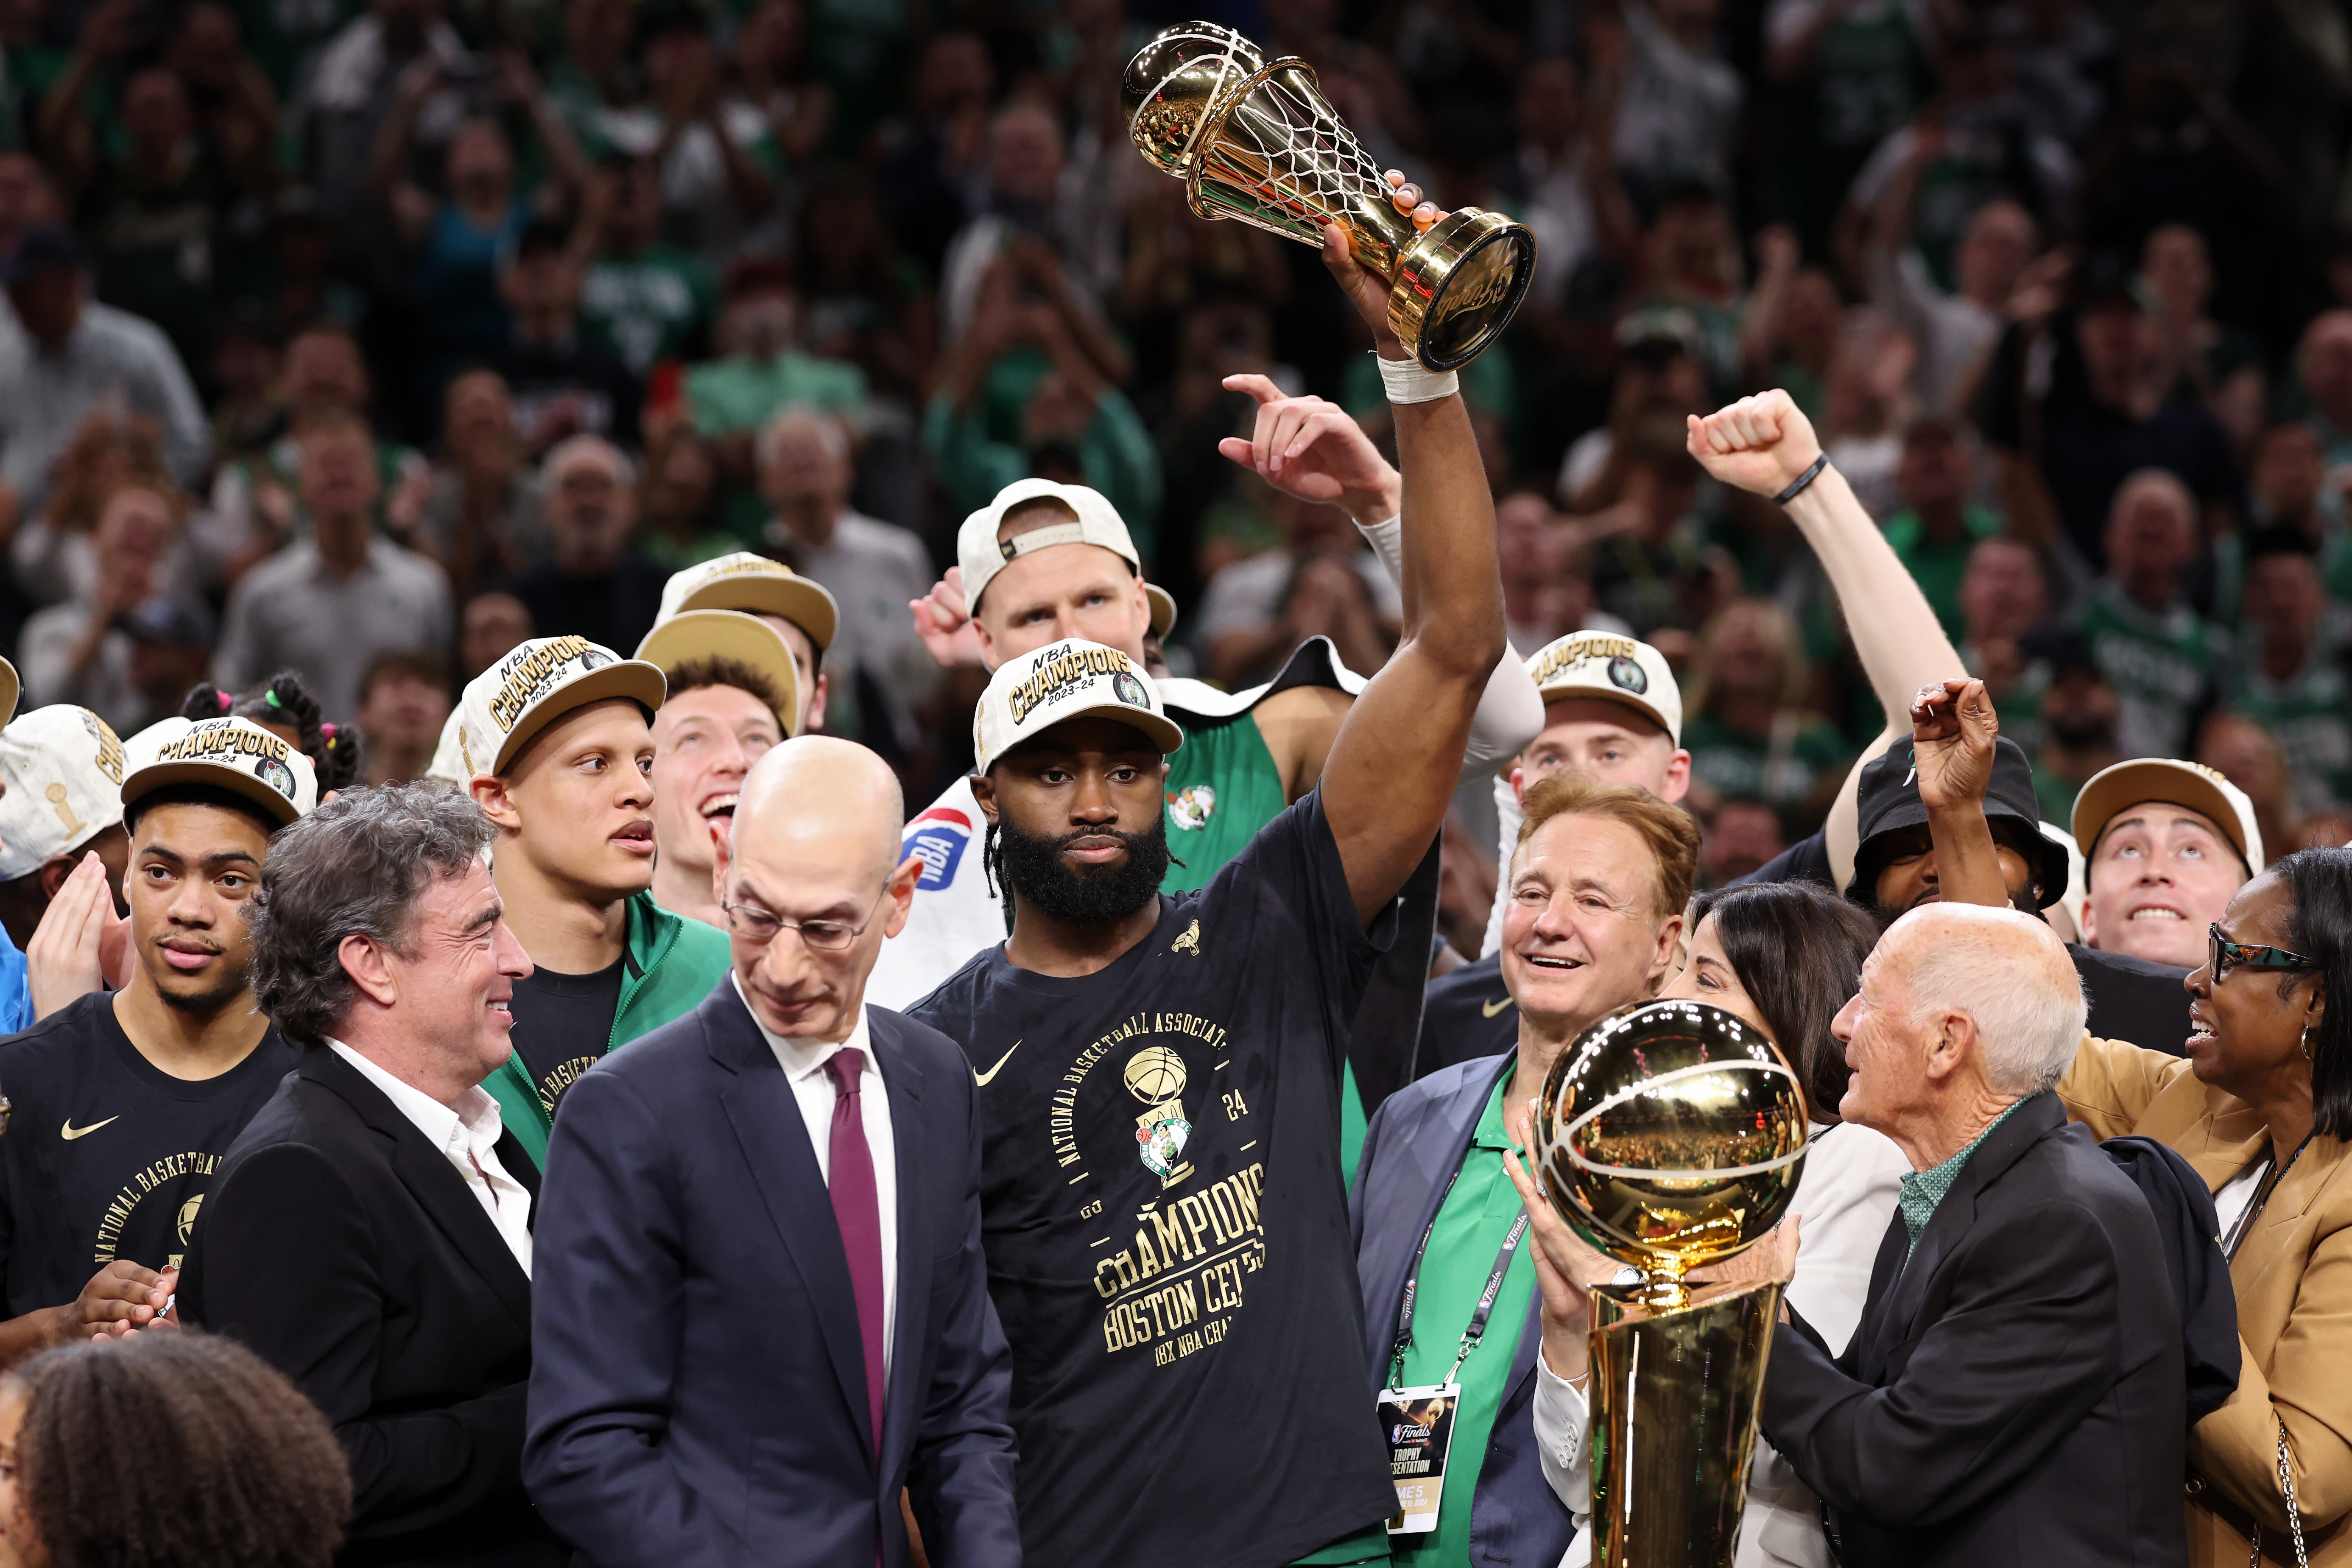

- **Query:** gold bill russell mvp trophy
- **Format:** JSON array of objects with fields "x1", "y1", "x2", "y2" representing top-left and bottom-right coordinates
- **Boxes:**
[
  {"x1": 1122, "y1": 22, "x2": 1536, "y2": 370},
  {"x1": 1534, "y1": 999, "x2": 1810, "y2": 1568}
]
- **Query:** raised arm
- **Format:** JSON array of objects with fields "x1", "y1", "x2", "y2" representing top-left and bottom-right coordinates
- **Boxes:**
[
  {"x1": 1908, "y1": 676, "x2": 2012, "y2": 908},
  {"x1": 1687, "y1": 391, "x2": 1966, "y2": 885},
  {"x1": 1315, "y1": 189, "x2": 1508, "y2": 928},
  {"x1": 1216, "y1": 375, "x2": 1542, "y2": 781}
]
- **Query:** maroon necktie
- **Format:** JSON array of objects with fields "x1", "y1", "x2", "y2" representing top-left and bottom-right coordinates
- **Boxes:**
[{"x1": 825, "y1": 1051, "x2": 887, "y2": 1458}]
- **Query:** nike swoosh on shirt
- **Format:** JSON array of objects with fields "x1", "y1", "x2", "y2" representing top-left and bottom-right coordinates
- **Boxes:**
[
  {"x1": 1480, "y1": 997, "x2": 1514, "y2": 1019},
  {"x1": 973, "y1": 1042, "x2": 1021, "y2": 1087},
  {"x1": 60, "y1": 1116, "x2": 120, "y2": 1141}
]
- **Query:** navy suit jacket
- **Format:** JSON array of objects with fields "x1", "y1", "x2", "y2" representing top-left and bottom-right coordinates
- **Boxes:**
[
  {"x1": 523, "y1": 984, "x2": 1020, "y2": 1568},
  {"x1": 1351, "y1": 1053, "x2": 1575, "y2": 1568}
]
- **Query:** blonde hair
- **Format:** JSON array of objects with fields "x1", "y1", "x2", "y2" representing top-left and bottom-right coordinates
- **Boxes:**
[
  {"x1": 1690, "y1": 597, "x2": 1809, "y2": 711},
  {"x1": 1514, "y1": 772, "x2": 1700, "y2": 921}
]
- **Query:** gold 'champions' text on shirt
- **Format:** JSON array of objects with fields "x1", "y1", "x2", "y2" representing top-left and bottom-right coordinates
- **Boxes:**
[{"x1": 1042, "y1": 1008, "x2": 1267, "y2": 1370}]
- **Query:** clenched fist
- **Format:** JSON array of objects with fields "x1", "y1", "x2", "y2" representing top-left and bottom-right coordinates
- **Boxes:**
[{"x1": 1684, "y1": 391, "x2": 1827, "y2": 499}]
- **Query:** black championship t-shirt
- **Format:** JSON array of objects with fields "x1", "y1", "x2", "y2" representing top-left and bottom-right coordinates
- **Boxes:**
[
  {"x1": 909, "y1": 791, "x2": 1397, "y2": 1568},
  {"x1": 0, "y1": 992, "x2": 295, "y2": 1316},
  {"x1": 508, "y1": 950, "x2": 632, "y2": 1119}
]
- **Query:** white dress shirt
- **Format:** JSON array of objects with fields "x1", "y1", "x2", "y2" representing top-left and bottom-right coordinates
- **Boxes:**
[
  {"x1": 733, "y1": 975, "x2": 898, "y2": 1376},
  {"x1": 329, "y1": 1041, "x2": 534, "y2": 1278}
]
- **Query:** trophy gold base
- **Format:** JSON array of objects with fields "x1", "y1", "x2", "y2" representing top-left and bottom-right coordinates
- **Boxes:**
[
  {"x1": 1587, "y1": 1277, "x2": 1783, "y2": 1568},
  {"x1": 1388, "y1": 208, "x2": 1536, "y2": 371}
]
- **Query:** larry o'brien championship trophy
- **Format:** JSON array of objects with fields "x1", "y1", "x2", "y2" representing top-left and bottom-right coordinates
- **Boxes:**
[
  {"x1": 1122, "y1": 22, "x2": 1535, "y2": 370},
  {"x1": 1534, "y1": 1000, "x2": 1810, "y2": 1567}
]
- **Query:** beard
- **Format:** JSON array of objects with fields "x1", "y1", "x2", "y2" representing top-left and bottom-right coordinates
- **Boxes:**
[
  {"x1": 158, "y1": 970, "x2": 251, "y2": 1015},
  {"x1": 996, "y1": 813, "x2": 1170, "y2": 929},
  {"x1": 152, "y1": 946, "x2": 251, "y2": 1015}
]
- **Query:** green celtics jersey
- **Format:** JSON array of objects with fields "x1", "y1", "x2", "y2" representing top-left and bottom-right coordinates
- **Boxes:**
[
  {"x1": 2073, "y1": 581, "x2": 2226, "y2": 760},
  {"x1": 1155, "y1": 704, "x2": 1373, "y2": 1177},
  {"x1": 581, "y1": 245, "x2": 720, "y2": 379},
  {"x1": 1681, "y1": 710, "x2": 1852, "y2": 811},
  {"x1": 1160, "y1": 710, "x2": 1290, "y2": 895},
  {"x1": 2228, "y1": 655, "x2": 2352, "y2": 812},
  {"x1": 1883, "y1": 504, "x2": 2003, "y2": 642}
]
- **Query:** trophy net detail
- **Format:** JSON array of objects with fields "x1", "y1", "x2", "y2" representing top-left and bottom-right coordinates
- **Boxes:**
[{"x1": 1191, "y1": 67, "x2": 1384, "y2": 245}]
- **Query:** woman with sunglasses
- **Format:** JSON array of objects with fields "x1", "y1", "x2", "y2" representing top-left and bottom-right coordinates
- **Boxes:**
[{"x1": 2061, "y1": 847, "x2": 2352, "y2": 1564}]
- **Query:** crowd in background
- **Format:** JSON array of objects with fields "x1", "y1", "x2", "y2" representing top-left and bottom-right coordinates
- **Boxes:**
[{"x1": 0, "y1": 0, "x2": 2343, "y2": 928}]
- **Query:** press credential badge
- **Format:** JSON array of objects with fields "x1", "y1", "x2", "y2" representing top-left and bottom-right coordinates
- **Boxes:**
[{"x1": 1381, "y1": 1382, "x2": 1458, "y2": 1534}]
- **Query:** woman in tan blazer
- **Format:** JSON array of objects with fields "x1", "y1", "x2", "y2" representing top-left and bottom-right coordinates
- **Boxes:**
[{"x1": 2060, "y1": 847, "x2": 2352, "y2": 1566}]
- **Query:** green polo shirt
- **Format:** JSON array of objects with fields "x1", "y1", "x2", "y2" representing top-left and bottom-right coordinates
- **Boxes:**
[
  {"x1": 1898, "y1": 1094, "x2": 2035, "y2": 1259},
  {"x1": 1385, "y1": 1068, "x2": 1539, "y2": 1568}
]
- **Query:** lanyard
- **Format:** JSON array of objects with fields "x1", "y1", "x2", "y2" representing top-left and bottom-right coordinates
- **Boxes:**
[
  {"x1": 1388, "y1": 1162, "x2": 1531, "y2": 1391},
  {"x1": 2222, "y1": 1135, "x2": 2313, "y2": 1263}
]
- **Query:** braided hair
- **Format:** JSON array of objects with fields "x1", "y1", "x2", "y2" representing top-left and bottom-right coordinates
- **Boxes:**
[{"x1": 180, "y1": 672, "x2": 363, "y2": 793}]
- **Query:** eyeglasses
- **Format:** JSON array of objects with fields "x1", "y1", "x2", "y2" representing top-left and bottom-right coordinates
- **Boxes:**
[
  {"x1": 2208, "y1": 924, "x2": 2320, "y2": 982},
  {"x1": 721, "y1": 886, "x2": 888, "y2": 951}
]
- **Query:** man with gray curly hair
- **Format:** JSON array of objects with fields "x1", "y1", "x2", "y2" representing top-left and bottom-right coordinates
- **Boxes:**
[{"x1": 180, "y1": 782, "x2": 566, "y2": 1568}]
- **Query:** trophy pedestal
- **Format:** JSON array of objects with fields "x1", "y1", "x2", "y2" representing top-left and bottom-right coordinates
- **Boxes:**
[
  {"x1": 1587, "y1": 1277, "x2": 1784, "y2": 1568},
  {"x1": 1389, "y1": 208, "x2": 1535, "y2": 371}
]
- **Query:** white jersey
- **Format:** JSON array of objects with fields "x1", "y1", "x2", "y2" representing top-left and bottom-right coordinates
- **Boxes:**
[{"x1": 866, "y1": 641, "x2": 1368, "y2": 1012}]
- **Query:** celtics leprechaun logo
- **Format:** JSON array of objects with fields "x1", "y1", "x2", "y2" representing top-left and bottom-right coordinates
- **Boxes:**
[{"x1": 1126, "y1": 1045, "x2": 1194, "y2": 1188}]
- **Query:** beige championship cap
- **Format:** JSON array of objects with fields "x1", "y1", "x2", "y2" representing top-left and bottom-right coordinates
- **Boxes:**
[
  {"x1": 1523, "y1": 632, "x2": 1683, "y2": 746},
  {"x1": 2072, "y1": 758, "x2": 2265, "y2": 875},
  {"x1": 120, "y1": 716, "x2": 317, "y2": 827},
  {"x1": 656, "y1": 552, "x2": 839, "y2": 652},
  {"x1": 973, "y1": 637, "x2": 1184, "y2": 774},
  {"x1": 0, "y1": 657, "x2": 20, "y2": 729},
  {"x1": 426, "y1": 707, "x2": 468, "y2": 785},
  {"x1": 1146, "y1": 582, "x2": 1178, "y2": 640},
  {"x1": 455, "y1": 635, "x2": 668, "y2": 779},
  {"x1": 635, "y1": 610, "x2": 804, "y2": 734},
  {"x1": 958, "y1": 479, "x2": 1142, "y2": 618},
  {"x1": 0, "y1": 706, "x2": 126, "y2": 878}
]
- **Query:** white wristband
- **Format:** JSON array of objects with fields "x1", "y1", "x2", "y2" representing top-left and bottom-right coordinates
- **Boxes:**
[{"x1": 1376, "y1": 352, "x2": 1458, "y2": 404}]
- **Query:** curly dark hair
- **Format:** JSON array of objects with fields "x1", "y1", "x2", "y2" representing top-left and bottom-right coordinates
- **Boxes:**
[
  {"x1": 245, "y1": 781, "x2": 494, "y2": 1045},
  {"x1": 6, "y1": 1331, "x2": 349, "y2": 1568},
  {"x1": 181, "y1": 672, "x2": 363, "y2": 793},
  {"x1": 1688, "y1": 880, "x2": 1883, "y2": 1126}
]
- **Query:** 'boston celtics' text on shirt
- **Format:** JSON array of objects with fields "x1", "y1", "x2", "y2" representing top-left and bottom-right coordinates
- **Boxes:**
[{"x1": 909, "y1": 791, "x2": 1397, "y2": 1568}]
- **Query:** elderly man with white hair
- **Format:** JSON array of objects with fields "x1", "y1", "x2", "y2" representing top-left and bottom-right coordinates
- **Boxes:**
[
  {"x1": 1531, "y1": 903, "x2": 2192, "y2": 1567},
  {"x1": 502, "y1": 435, "x2": 669, "y2": 660},
  {"x1": 758, "y1": 408, "x2": 939, "y2": 748}
]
